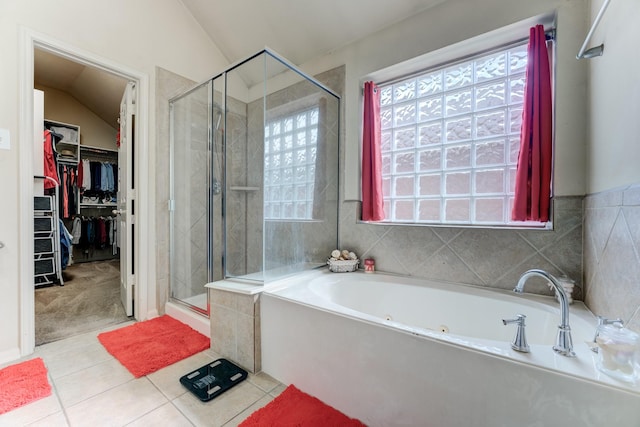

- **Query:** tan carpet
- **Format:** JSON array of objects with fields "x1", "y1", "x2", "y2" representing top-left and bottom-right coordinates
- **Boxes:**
[{"x1": 35, "y1": 259, "x2": 131, "y2": 346}]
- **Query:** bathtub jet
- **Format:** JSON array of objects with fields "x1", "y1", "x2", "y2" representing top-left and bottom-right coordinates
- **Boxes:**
[{"x1": 514, "y1": 269, "x2": 575, "y2": 357}]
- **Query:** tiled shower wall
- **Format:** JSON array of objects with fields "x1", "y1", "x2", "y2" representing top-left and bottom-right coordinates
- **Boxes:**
[
  {"x1": 225, "y1": 96, "x2": 251, "y2": 276},
  {"x1": 239, "y1": 66, "x2": 342, "y2": 276},
  {"x1": 584, "y1": 184, "x2": 640, "y2": 333}
]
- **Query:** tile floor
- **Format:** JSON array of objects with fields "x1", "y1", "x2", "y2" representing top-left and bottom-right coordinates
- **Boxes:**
[{"x1": 0, "y1": 322, "x2": 284, "y2": 427}]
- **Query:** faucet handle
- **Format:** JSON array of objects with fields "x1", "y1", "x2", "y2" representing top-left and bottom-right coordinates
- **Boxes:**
[
  {"x1": 596, "y1": 316, "x2": 623, "y2": 327},
  {"x1": 502, "y1": 314, "x2": 530, "y2": 353},
  {"x1": 502, "y1": 314, "x2": 526, "y2": 326},
  {"x1": 591, "y1": 316, "x2": 624, "y2": 353}
]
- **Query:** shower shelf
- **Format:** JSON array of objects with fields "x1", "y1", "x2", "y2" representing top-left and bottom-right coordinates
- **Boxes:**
[{"x1": 230, "y1": 186, "x2": 260, "y2": 192}]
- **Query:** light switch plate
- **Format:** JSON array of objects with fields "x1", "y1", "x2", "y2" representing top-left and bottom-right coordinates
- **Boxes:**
[{"x1": 0, "y1": 128, "x2": 10, "y2": 150}]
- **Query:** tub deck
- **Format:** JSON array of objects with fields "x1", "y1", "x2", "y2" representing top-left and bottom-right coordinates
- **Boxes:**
[{"x1": 261, "y1": 269, "x2": 640, "y2": 427}]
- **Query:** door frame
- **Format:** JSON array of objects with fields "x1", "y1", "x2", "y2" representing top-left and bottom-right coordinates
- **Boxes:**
[{"x1": 18, "y1": 27, "x2": 155, "y2": 356}]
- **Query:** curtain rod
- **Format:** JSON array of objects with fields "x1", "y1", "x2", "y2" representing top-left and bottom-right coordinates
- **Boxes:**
[{"x1": 577, "y1": 0, "x2": 611, "y2": 59}]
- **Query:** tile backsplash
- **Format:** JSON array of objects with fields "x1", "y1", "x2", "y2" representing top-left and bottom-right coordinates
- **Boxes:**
[
  {"x1": 340, "y1": 196, "x2": 583, "y2": 298},
  {"x1": 584, "y1": 184, "x2": 640, "y2": 333}
]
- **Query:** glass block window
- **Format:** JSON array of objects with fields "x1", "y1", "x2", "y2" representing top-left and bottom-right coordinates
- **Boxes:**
[
  {"x1": 379, "y1": 41, "x2": 533, "y2": 225},
  {"x1": 264, "y1": 107, "x2": 319, "y2": 220}
]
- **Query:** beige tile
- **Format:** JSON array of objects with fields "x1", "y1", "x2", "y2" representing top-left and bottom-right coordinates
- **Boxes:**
[
  {"x1": 236, "y1": 294, "x2": 255, "y2": 316},
  {"x1": 211, "y1": 305, "x2": 237, "y2": 359},
  {"x1": 65, "y1": 378, "x2": 167, "y2": 426},
  {"x1": 222, "y1": 394, "x2": 273, "y2": 427},
  {"x1": 623, "y1": 184, "x2": 640, "y2": 206},
  {"x1": 172, "y1": 380, "x2": 265, "y2": 427},
  {"x1": 540, "y1": 225, "x2": 583, "y2": 286},
  {"x1": 147, "y1": 351, "x2": 216, "y2": 400},
  {"x1": 623, "y1": 206, "x2": 640, "y2": 248},
  {"x1": 585, "y1": 187, "x2": 623, "y2": 208},
  {"x1": 449, "y1": 229, "x2": 533, "y2": 285},
  {"x1": 55, "y1": 358, "x2": 134, "y2": 407},
  {"x1": 203, "y1": 347, "x2": 224, "y2": 360},
  {"x1": 253, "y1": 312, "x2": 262, "y2": 373},
  {"x1": 127, "y1": 402, "x2": 192, "y2": 427},
  {"x1": 210, "y1": 289, "x2": 236, "y2": 310},
  {"x1": 25, "y1": 410, "x2": 69, "y2": 426},
  {"x1": 236, "y1": 313, "x2": 255, "y2": 371},
  {"x1": 247, "y1": 371, "x2": 280, "y2": 393},
  {"x1": 0, "y1": 393, "x2": 62, "y2": 426},
  {"x1": 269, "y1": 383, "x2": 287, "y2": 397},
  {"x1": 597, "y1": 215, "x2": 640, "y2": 323},
  {"x1": 40, "y1": 341, "x2": 113, "y2": 379},
  {"x1": 35, "y1": 323, "x2": 131, "y2": 360}
]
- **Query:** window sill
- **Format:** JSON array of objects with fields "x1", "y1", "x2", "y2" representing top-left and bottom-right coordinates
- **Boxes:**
[{"x1": 356, "y1": 219, "x2": 552, "y2": 231}]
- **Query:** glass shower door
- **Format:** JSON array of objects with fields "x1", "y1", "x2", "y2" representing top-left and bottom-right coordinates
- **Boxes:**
[{"x1": 169, "y1": 81, "x2": 212, "y2": 314}]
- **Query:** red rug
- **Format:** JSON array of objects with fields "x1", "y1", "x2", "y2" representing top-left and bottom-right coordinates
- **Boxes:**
[
  {"x1": 97, "y1": 315, "x2": 210, "y2": 378},
  {"x1": 240, "y1": 384, "x2": 366, "y2": 427},
  {"x1": 0, "y1": 358, "x2": 52, "y2": 415}
]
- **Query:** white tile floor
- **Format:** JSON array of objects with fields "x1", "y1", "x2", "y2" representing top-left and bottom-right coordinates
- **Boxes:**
[{"x1": 0, "y1": 322, "x2": 284, "y2": 427}]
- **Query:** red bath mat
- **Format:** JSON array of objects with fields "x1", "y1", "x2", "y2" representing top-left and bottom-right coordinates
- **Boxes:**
[
  {"x1": 98, "y1": 315, "x2": 209, "y2": 378},
  {"x1": 240, "y1": 384, "x2": 366, "y2": 427},
  {"x1": 0, "y1": 357, "x2": 52, "y2": 414}
]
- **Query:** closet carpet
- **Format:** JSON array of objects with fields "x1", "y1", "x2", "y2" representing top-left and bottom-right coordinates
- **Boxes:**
[{"x1": 35, "y1": 259, "x2": 131, "y2": 346}]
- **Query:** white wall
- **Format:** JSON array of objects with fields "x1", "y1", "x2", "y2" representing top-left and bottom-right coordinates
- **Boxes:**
[
  {"x1": 588, "y1": 0, "x2": 640, "y2": 193},
  {"x1": 0, "y1": 0, "x2": 227, "y2": 362},
  {"x1": 37, "y1": 85, "x2": 118, "y2": 150},
  {"x1": 295, "y1": 0, "x2": 589, "y2": 200}
]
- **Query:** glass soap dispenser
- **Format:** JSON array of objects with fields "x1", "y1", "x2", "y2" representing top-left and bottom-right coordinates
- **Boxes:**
[{"x1": 595, "y1": 323, "x2": 640, "y2": 383}]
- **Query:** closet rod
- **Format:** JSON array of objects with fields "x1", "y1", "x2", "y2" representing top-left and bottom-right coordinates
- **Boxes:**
[
  {"x1": 577, "y1": 0, "x2": 611, "y2": 59},
  {"x1": 81, "y1": 145, "x2": 117, "y2": 153}
]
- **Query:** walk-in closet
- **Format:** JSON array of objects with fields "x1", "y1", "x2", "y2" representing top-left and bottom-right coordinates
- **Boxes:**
[{"x1": 33, "y1": 48, "x2": 132, "y2": 345}]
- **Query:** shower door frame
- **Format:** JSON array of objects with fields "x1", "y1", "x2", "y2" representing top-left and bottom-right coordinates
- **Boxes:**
[
  {"x1": 168, "y1": 79, "x2": 215, "y2": 316},
  {"x1": 168, "y1": 48, "x2": 342, "y2": 314}
]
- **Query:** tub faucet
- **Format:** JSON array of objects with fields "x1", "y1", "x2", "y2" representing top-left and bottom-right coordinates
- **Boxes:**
[
  {"x1": 502, "y1": 314, "x2": 530, "y2": 353},
  {"x1": 514, "y1": 269, "x2": 575, "y2": 357}
]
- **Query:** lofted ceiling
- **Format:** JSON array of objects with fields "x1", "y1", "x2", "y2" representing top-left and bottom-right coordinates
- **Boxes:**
[
  {"x1": 34, "y1": 0, "x2": 447, "y2": 126},
  {"x1": 34, "y1": 48, "x2": 128, "y2": 129},
  {"x1": 179, "y1": 0, "x2": 447, "y2": 65}
]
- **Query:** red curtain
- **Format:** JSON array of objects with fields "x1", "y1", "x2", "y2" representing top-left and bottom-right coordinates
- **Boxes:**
[
  {"x1": 361, "y1": 81, "x2": 385, "y2": 221},
  {"x1": 512, "y1": 25, "x2": 552, "y2": 222}
]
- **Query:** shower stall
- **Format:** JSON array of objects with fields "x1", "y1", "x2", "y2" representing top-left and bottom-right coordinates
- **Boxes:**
[{"x1": 169, "y1": 50, "x2": 340, "y2": 316}]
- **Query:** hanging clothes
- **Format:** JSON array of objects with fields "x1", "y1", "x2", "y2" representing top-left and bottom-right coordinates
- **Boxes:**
[
  {"x1": 81, "y1": 159, "x2": 91, "y2": 189},
  {"x1": 96, "y1": 217, "x2": 107, "y2": 249},
  {"x1": 43, "y1": 130, "x2": 60, "y2": 189},
  {"x1": 56, "y1": 164, "x2": 78, "y2": 219},
  {"x1": 106, "y1": 163, "x2": 115, "y2": 192},
  {"x1": 62, "y1": 166, "x2": 69, "y2": 218},
  {"x1": 59, "y1": 219, "x2": 73, "y2": 270},
  {"x1": 72, "y1": 215, "x2": 118, "y2": 254},
  {"x1": 71, "y1": 216, "x2": 82, "y2": 245},
  {"x1": 90, "y1": 161, "x2": 102, "y2": 191},
  {"x1": 112, "y1": 163, "x2": 118, "y2": 193}
]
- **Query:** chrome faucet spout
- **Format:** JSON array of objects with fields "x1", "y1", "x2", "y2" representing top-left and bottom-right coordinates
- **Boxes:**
[{"x1": 514, "y1": 269, "x2": 575, "y2": 357}]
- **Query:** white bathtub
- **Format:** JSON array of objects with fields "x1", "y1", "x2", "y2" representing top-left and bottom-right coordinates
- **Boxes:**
[{"x1": 261, "y1": 269, "x2": 640, "y2": 427}]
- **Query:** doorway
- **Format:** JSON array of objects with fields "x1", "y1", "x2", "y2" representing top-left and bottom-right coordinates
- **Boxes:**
[
  {"x1": 18, "y1": 29, "x2": 152, "y2": 356},
  {"x1": 33, "y1": 49, "x2": 131, "y2": 345}
]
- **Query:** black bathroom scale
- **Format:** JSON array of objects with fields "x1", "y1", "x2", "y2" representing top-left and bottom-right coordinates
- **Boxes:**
[{"x1": 179, "y1": 358, "x2": 248, "y2": 402}]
